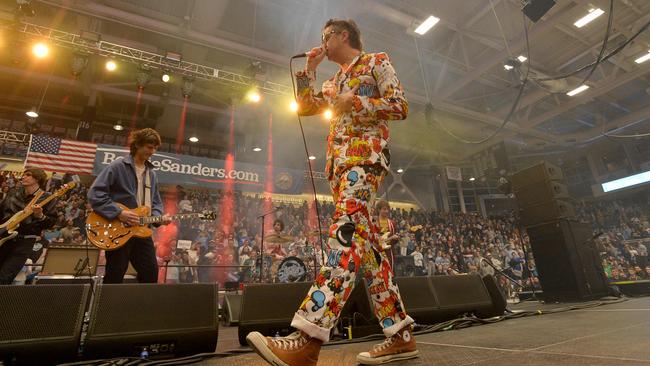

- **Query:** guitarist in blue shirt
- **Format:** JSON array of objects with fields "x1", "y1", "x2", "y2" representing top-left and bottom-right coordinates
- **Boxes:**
[{"x1": 88, "y1": 128, "x2": 171, "y2": 284}]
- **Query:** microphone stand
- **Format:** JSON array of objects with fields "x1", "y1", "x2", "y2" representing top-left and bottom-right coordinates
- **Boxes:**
[{"x1": 257, "y1": 208, "x2": 279, "y2": 283}]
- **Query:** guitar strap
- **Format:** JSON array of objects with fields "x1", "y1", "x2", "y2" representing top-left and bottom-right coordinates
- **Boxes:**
[{"x1": 144, "y1": 166, "x2": 152, "y2": 210}]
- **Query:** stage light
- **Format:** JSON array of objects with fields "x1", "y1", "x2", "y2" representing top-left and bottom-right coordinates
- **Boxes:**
[
  {"x1": 181, "y1": 76, "x2": 194, "y2": 98},
  {"x1": 247, "y1": 91, "x2": 261, "y2": 103},
  {"x1": 517, "y1": 55, "x2": 527, "y2": 63},
  {"x1": 469, "y1": 177, "x2": 476, "y2": 181},
  {"x1": 161, "y1": 73, "x2": 170, "y2": 82},
  {"x1": 290, "y1": 100, "x2": 298, "y2": 112},
  {"x1": 188, "y1": 136, "x2": 199, "y2": 143},
  {"x1": 308, "y1": 156, "x2": 316, "y2": 160},
  {"x1": 32, "y1": 42, "x2": 49, "y2": 58},
  {"x1": 253, "y1": 146, "x2": 262, "y2": 152},
  {"x1": 105, "y1": 60, "x2": 117, "y2": 71},
  {"x1": 574, "y1": 8, "x2": 604, "y2": 28},
  {"x1": 113, "y1": 121, "x2": 124, "y2": 131},
  {"x1": 414, "y1": 15, "x2": 440, "y2": 35},
  {"x1": 635, "y1": 51, "x2": 650, "y2": 64},
  {"x1": 397, "y1": 168, "x2": 404, "y2": 174},
  {"x1": 323, "y1": 109, "x2": 333, "y2": 120},
  {"x1": 566, "y1": 84, "x2": 589, "y2": 96},
  {"x1": 25, "y1": 108, "x2": 38, "y2": 118}
]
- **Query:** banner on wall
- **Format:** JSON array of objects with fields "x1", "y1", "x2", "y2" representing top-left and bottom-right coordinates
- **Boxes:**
[
  {"x1": 445, "y1": 166, "x2": 462, "y2": 182},
  {"x1": 93, "y1": 144, "x2": 304, "y2": 194}
]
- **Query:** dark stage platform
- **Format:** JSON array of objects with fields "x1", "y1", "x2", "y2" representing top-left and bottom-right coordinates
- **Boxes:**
[{"x1": 205, "y1": 296, "x2": 650, "y2": 366}]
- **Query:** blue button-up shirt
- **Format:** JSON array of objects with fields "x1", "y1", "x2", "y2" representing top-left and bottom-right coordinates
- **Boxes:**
[{"x1": 88, "y1": 155, "x2": 163, "y2": 220}]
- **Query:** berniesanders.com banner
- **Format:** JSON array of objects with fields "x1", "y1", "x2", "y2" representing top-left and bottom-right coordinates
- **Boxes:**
[{"x1": 93, "y1": 144, "x2": 304, "y2": 194}]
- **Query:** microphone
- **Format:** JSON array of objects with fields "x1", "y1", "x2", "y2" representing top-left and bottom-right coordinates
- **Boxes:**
[{"x1": 291, "y1": 49, "x2": 321, "y2": 59}]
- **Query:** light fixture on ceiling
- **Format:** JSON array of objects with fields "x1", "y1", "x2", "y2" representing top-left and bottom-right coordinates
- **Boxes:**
[
  {"x1": 25, "y1": 108, "x2": 38, "y2": 118},
  {"x1": 574, "y1": 8, "x2": 604, "y2": 28},
  {"x1": 566, "y1": 84, "x2": 589, "y2": 96},
  {"x1": 188, "y1": 136, "x2": 199, "y2": 143},
  {"x1": 105, "y1": 59, "x2": 117, "y2": 71},
  {"x1": 113, "y1": 121, "x2": 124, "y2": 131},
  {"x1": 308, "y1": 155, "x2": 316, "y2": 160},
  {"x1": 469, "y1": 177, "x2": 476, "y2": 182},
  {"x1": 32, "y1": 42, "x2": 49, "y2": 59},
  {"x1": 634, "y1": 51, "x2": 650, "y2": 64},
  {"x1": 247, "y1": 90, "x2": 261, "y2": 103},
  {"x1": 517, "y1": 55, "x2": 528, "y2": 63},
  {"x1": 161, "y1": 72, "x2": 170, "y2": 83},
  {"x1": 414, "y1": 15, "x2": 440, "y2": 35},
  {"x1": 253, "y1": 147, "x2": 262, "y2": 152},
  {"x1": 397, "y1": 168, "x2": 404, "y2": 174}
]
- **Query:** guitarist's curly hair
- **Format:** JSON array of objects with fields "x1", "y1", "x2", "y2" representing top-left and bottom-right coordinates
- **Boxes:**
[{"x1": 129, "y1": 128, "x2": 162, "y2": 156}]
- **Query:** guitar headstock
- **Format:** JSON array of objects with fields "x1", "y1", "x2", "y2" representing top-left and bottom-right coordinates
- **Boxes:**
[
  {"x1": 200, "y1": 211, "x2": 217, "y2": 221},
  {"x1": 54, "y1": 182, "x2": 76, "y2": 197}
]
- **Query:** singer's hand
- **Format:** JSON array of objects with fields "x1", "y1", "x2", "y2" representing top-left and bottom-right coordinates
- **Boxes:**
[
  {"x1": 333, "y1": 85, "x2": 359, "y2": 116},
  {"x1": 306, "y1": 47, "x2": 326, "y2": 72}
]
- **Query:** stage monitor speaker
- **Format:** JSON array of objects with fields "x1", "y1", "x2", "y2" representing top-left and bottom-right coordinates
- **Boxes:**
[
  {"x1": 223, "y1": 293, "x2": 243, "y2": 326},
  {"x1": 238, "y1": 282, "x2": 311, "y2": 346},
  {"x1": 395, "y1": 275, "x2": 505, "y2": 325},
  {"x1": 523, "y1": 0, "x2": 556, "y2": 22},
  {"x1": 526, "y1": 219, "x2": 609, "y2": 301},
  {"x1": 339, "y1": 275, "x2": 506, "y2": 335},
  {"x1": 84, "y1": 283, "x2": 218, "y2": 359},
  {"x1": 0, "y1": 284, "x2": 90, "y2": 365}
]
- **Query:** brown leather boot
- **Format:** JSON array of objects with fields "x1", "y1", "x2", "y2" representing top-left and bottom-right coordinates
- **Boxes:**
[
  {"x1": 356, "y1": 325, "x2": 419, "y2": 365},
  {"x1": 246, "y1": 330, "x2": 322, "y2": 366}
]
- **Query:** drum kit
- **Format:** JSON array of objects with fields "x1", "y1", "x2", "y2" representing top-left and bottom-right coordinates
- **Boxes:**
[{"x1": 256, "y1": 233, "x2": 314, "y2": 283}]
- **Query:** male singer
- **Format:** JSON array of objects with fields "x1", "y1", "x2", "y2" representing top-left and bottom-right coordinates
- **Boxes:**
[{"x1": 247, "y1": 19, "x2": 417, "y2": 366}]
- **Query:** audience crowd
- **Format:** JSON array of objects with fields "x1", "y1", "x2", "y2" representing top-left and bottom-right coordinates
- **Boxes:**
[{"x1": 2, "y1": 170, "x2": 648, "y2": 297}]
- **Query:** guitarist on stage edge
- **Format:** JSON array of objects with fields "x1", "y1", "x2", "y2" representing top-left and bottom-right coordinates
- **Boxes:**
[
  {"x1": 0, "y1": 168, "x2": 57, "y2": 284},
  {"x1": 88, "y1": 128, "x2": 171, "y2": 284}
]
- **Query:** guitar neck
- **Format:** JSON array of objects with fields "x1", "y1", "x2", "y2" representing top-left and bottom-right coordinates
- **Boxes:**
[{"x1": 140, "y1": 213, "x2": 202, "y2": 225}]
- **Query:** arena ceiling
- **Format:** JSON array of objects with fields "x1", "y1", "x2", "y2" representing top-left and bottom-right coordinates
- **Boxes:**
[{"x1": 0, "y1": 0, "x2": 649, "y2": 172}]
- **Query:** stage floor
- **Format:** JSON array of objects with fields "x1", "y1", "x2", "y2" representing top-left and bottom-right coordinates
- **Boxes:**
[{"x1": 205, "y1": 296, "x2": 650, "y2": 366}]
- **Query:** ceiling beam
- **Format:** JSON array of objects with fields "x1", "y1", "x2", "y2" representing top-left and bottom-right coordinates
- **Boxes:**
[
  {"x1": 521, "y1": 62, "x2": 650, "y2": 129},
  {"x1": 438, "y1": 1, "x2": 588, "y2": 100}
]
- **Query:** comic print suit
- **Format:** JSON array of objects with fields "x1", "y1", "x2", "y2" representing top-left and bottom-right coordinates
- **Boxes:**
[{"x1": 290, "y1": 52, "x2": 414, "y2": 342}]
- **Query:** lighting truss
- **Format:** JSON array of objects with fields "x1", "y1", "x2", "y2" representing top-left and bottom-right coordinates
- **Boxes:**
[{"x1": 13, "y1": 22, "x2": 292, "y2": 96}]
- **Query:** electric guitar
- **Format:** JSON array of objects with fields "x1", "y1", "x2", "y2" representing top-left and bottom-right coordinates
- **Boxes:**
[
  {"x1": 86, "y1": 203, "x2": 217, "y2": 251},
  {"x1": 0, "y1": 183, "x2": 76, "y2": 247}
]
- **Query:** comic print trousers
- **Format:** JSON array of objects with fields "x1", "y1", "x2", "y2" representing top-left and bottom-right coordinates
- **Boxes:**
[{"x1": 291, "y1": 165, "x2": 414, "y2": 342}]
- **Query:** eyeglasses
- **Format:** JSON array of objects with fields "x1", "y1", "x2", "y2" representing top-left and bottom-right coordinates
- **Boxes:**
[{"x1": 321, "y1": 30, "x2": 339, "y2": 43}]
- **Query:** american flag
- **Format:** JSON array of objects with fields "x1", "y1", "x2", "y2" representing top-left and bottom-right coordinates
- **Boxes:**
[{"x1": 25, "y1": 135, "x2": 97, "y2": 174}]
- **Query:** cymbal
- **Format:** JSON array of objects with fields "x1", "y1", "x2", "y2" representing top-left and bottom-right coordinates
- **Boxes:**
[{"x1": 265, "y1": 234, "x2": 293, "y2": 244}]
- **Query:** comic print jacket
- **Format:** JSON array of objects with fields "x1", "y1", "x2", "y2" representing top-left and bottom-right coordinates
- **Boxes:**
[{"x1": 295, "y1": 52, "x2": 408, "y2": 180}]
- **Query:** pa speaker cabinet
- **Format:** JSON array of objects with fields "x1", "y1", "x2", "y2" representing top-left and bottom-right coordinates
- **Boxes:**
[
  {"x1": 511, "y1": 161, "x2": 564, "y2": 190},
  {"x1": 84, "y1": 283, "x2": 218, "y2": 359},
  {"x1": 526, "y1": 219, "x2": 609, "y2": 301},
  {"x1": 238, "y1": 282, "x2": 311, "y2": 346},
  {"x1": 0, "y1": 284, "x2": 90, "y2": 365},
  {"x1": 520, "y1": 199, "x2": 576, "y2": 226}
]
